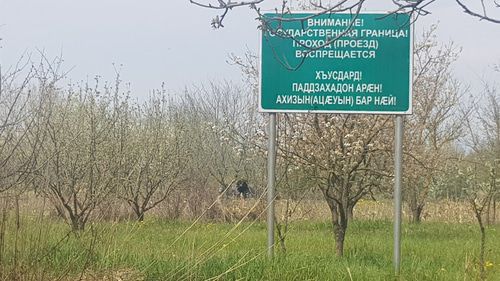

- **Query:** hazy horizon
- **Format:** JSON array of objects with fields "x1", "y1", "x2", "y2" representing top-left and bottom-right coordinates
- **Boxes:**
[{"x1": 0, "y1": 0, "x2": 498, "y2": 98}]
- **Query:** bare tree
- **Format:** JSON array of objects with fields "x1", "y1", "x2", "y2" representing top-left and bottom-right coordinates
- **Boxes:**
[
  {"x1": 452, "y1": 79, "x2": 500, "y2": 280},
  {"x1": 0, "y1": 54, "x2": 64, "y2": 194},
  {"x1": 118, "y1": 93, "x2": 188, "y2": 221},
  {"x1": 0, "y1": 61, "x2": 35, "y2": 193},
  {"x1": 33, "y1": 79, "x2": 123, "y2": 231},
  {"x1": 404, "y1": 26, "x2": 467, "y2": 223},
  {"x1": 480, "y1": 87, "x2": 500, "y2": 224},
  {"x1": 465, "y1": 83, "x2": 500, "y2": 225},
  {"x1": 456, "y1": 159, "x2": 498, "y2": 280}
]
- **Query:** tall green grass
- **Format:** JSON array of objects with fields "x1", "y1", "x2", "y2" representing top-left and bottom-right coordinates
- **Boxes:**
[{"x1": 0, "y1": 215, "x2": 498, "y2": 280}]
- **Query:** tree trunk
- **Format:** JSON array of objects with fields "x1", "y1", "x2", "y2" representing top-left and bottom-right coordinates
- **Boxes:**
[
  {"x1": 479, "y1": 221, "x2": 486, "y2": 280},
  {"x1": 473, "y1": 202, "x2": 487, "y2": 281},
  {"x1": 334, "y1": 225, "x2": 346, "y2": 257},
  {"x1": 70, "y1": 216, "x2": 85, "y2": 231},
  {"x1": 0, "y1": 200, "x2": 8, "y2": 266},
  {"x1": 326, "y1": 199, "x2": 348, "y2": 257},
  {"x1": 276, "y1": 222, "x2": 287, "y2": 254},
  {"x1": 486, "y1": 198, "x2": 491, "y2": 226},
  {"x1": 409, "y1": 200, "x2": 424, "y2": 223},
  {"x1": 132, "y1": 204, "x2": 145, "y2": 222},
  {"x1": 411, "y1": 206, "x2": 422, "y2": 223},
  {"x1": 137, "y1": 211, "x2": 145, "y2": 222},
  {"x1": 493, "y1": 199, "x2": 497, "y2": 224}
]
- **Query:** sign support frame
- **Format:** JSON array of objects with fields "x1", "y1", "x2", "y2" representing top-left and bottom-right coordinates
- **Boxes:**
[
  {"x1": 267, "y1": 112, "x2": 277, "y2": 258},
  {"x1": 260, "y1": 13, "x2": 414, "y2": 270},
  {"x1": 394, "y1": 115, "x2": 404, "y2": 275}
]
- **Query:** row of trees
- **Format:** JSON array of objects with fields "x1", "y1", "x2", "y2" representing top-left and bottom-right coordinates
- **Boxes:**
[
  {"x1": 0, "y1": 57, "x2": 265, "y2": 231},
  {"x1": 0, "y1": 68, "x2": 181, "y2": 229},
  {"x1": 0, "y1": 29, "x2": 498, "y2": 258}
]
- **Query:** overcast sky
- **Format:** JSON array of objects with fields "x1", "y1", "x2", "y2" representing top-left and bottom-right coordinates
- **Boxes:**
[{"x1": 0, "y1": 0, "x2": 499, "y2": 97}]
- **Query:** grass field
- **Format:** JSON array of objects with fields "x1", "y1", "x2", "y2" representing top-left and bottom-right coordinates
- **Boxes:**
[{"x1": 0, "y1": 213, "x2": 499, "y2": 281}]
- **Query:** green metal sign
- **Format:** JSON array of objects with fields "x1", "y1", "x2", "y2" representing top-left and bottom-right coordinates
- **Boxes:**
[{"x1": 259, "y1": 13, "x2": 412, "y2": 114}]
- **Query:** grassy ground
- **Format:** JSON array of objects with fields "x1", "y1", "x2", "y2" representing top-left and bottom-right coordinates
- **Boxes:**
[{"x1": 0, "y1": 214, "x2": 499, "y2": 281}]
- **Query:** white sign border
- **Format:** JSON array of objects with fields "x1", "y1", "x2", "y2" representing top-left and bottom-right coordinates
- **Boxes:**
[{"x1": 258, "y1": 11, "x2": 414, "y2": 115}]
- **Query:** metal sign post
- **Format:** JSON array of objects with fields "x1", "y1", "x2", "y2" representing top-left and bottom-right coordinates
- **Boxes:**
[
  {"x1": 394, "y1": 115, "x2": 404, "y2": 274},
  {"x1": 267, "y1": 113, "x2": 277, "y2": 258}
]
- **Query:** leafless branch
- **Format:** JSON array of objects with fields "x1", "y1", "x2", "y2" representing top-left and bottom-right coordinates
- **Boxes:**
[
  {"x1": 189, "y1": 0, "x2": 264, "y2": 28},
  {"x1": 456, "y1": 0, "x2": 500, "y2": 23}
]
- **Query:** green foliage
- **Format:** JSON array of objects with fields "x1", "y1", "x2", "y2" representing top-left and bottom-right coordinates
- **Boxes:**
[{"x1": 0, "y1": 215, "x2": 499, "y2": 280}]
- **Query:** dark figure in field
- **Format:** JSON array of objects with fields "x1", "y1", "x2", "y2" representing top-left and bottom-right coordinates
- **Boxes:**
[{"x1": 236, "y1": 180, "x2": 251, "y2": 199}]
